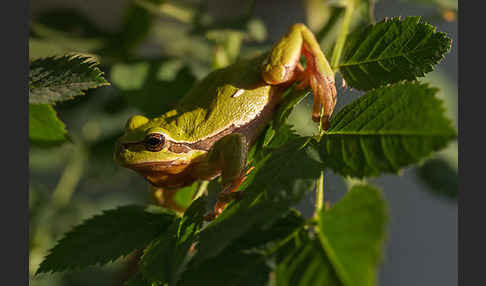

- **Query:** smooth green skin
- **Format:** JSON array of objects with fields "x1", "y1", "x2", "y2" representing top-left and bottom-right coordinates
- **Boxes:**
[{"x1": 115, "y1": 24, "x2": 334, "y2": 192}]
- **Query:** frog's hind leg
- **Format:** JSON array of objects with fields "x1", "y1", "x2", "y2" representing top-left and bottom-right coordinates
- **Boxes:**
[
  {"x1": 261, "y1": 23, "x2": 337, "y2": 129},
  {"x1": 197, "y1": 133, "x2": 250, "y2": 221}
]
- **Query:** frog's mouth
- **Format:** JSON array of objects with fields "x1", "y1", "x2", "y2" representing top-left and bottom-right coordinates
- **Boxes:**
[{"x1": 126, "y1": 161, "x2": 189, "y2": 173}]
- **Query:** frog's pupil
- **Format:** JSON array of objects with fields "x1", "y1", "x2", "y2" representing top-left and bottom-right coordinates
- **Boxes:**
[
  {"x1": 148, "y1": 138, "x2": 159, "y2": 145},
  {"x1": 144, "y1": 134, "x2": 165, "y2": 151}
]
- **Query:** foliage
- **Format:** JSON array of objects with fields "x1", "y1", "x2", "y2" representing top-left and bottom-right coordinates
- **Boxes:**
[
  {"x1": 29, "y1": 104, "x2": 69, "y2": 146},
  {"x1": 337, "y1": 16, "x2": 451, "y2": 91},
  {"x1": 29, "y1": 54, "x2": 109, "y2": 104},
  {"x1": 36, "y1": 205, "x2": 177, "y2": 274},
  {"x1": 319, "y1": 82, "x2": 456, "y2": 178},
  {"x1": 29, "y1": 1, "x2": 456, "y2": 286}
]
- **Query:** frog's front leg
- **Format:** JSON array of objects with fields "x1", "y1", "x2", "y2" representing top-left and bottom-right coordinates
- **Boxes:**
[
  {"x1": 261, "y1": 23, "x2": 337, "y2": 129},
  {"x1": 195, "y1": 133, "x2": 249, "y2": 220}
]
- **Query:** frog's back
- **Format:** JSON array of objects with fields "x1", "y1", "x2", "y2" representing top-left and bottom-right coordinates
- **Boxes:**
[{"x1": 156, "y1": 54, "x2": 279, "y2": 144}]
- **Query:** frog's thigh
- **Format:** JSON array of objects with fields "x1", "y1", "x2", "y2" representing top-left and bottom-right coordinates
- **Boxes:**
[
  {"x1": 262, "y1": 23, "x2": 336, "y2": 128},
  {"x1": 206, "y1": 133, "x2": 247, "y2": 187}
]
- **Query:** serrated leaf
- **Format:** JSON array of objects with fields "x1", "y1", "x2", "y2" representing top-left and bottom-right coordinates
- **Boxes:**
[
  {"x1": 319, "y1": 82, "x2": 456, "y2": 178},
  {"x1": 262, "y1": 87, "x2": 310, "y2": 149},
  {"x1": 179, "y1": 250, "x2": 270, "y2": 286},
  {"x1": 416, "y1": 158, "x2": 458, "y2": 199},
  {"x1": 124, "y1": 272, "x2": 151, "y2": 286},
  {"x1": 29, "y1": 104, "x2": 68, "y2": 146},
  {"x1": 337, "y1": 16, "x2": 451, "y2": 90},
  {"x1": 36, "y1": 205, "x2": 177, "y2": 275},
  {"x1": 316, "y1": 185, "x2": 388, "y2": 286},
  {"x1": 140, "y1": 197, "x2": 206, "y2": 285},
  {"x1": 262, "y1": 123, "x2": 300, "y2": 149},
  {"x1": 229, "y1": 208, "x2": 305, "y2": 252},
  {"x1": 275, "y1": 238, "x2": 340, "y2": 286},
  {"x1": 29, "y1": 54, "x2": 110, "y2": 104},
  {"x1": 194, "y1": 138, "x2": 321, "y2": 265}
]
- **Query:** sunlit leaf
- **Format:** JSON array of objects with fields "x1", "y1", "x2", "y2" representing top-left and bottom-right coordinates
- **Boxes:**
[
  {"x1": 316, "y1": 184, "x2": 388, "y2": 286},
  {"x1": 337, "y1": 16, "x2": 451, "y2": 90},
  {"x1": 319, "y1": 82, "x2": 456, "y2": 178},
  {"x1": 29, "y1": 104, "x2": 68, "y2": 146}
]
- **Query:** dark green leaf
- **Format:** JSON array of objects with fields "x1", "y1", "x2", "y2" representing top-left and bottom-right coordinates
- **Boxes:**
[
  {"x1": 229, "y1": 208, "x2": 305, "y2": 252},
  {"x1": 194, "y1": 138, "x2": 321, "y2": 265},
  {"x1": 139, "y1": 221, "x2": 178, "y2": 285},
  {"x1": 29, "y1": 104, "x2": 68, "y2": 146},
  {"x1": 29, "y1": 54, "x2": 110, "y2": 104},
  {"x1": 316, "y1": 185, "x2": 388, "y2": 286},
  {"x1": 262, "y1": 87, "x2": 310, "y2": 148},
  {"x1": 262, "y1": 123, "x2": 300, "y2": 149},
  {"x1": 36, "y1": 205, "x2": 177, "y2": 274},
  {"x1": 319, "y1": 82, "x2": 456, "y2": 178},
  {"x1": 416, "y1": 158, "x2": 458, "y2": 199},
  {"x1": 337, "y1": 16, "x2": 451, "y2": 90},
  {"x1": 124, "y1": 272, "x2": 151, "y2": 286},
  {"x1": 140, "y1": 197, "x2": 206, "y2": 285},
  {"x1": 275, "y1": 238, "x2": 340, "y2": 286},
  {"x1": 179, "y1": 250, "x2": 270, "y2": 286}
]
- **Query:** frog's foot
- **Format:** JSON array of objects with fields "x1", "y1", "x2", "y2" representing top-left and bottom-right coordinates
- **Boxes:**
[
  {"x1": 204, "y1": 167, "x2": 253, "y2": 221},
  {"x1": 261, "y1": 23, "x2": 337, "y2": 130}
]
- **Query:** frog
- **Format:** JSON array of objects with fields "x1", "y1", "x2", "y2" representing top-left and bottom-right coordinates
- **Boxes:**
[{"x1": 114, "y1": 23, "x2": 337, "y2": 219}]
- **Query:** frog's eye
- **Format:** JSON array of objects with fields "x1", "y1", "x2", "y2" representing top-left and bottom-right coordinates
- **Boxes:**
[{"x1": 144, "y1": 133, "x2": 165, "y2": 152}]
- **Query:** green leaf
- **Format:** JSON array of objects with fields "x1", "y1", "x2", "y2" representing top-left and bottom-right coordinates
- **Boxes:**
[
  {"x1": 262, "y1": 87, "x2": 310, "y2": 148},
  {"x1": 316, "y1": 185, "x2": 388, "y2": 286},
  {"x1": 140, "y1": 197, "x2": 206, "y2": 285},
  {"x1": 319, "y1": 82, "x2": 456, "y2": 178},
  {"x1": 416, "y1": 158, "x2": 458, "y2": 199},
  {"x1": 124, "y1": 272, "x2": 151, "y2": 286},
  {"x1": 229, "y1": 208, "x2": 305, "y2": 252},
  {"x1": 173, "y1": 182, "x2": 199, "y2": 210},
  {"x1": 275, "y1": 237, "x2": 340, "y2": 286},
  {"x1": 194, "y1": 138, "x2": 321, "y2": 265},
  {"x1": 178, "y1": 250, "x2": 270, "y2": 286},
  {"x1": 337, "y1": 16, "x2": 451, "y2": 90},
  {"x1": 29, "y1": 54, "x2": 110, "y2": 104},
  {"x1": 29, "y1": 104, "x2": 68, "y2": 146},
  {"x1": 262, "y1": 123, "x2": 300, "y2": 149},
  {"x1": 36, "y1": 205, "x2": 177, "y2": 275}
]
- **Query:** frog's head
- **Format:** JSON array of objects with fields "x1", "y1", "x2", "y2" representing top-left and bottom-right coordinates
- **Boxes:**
[{"x1": 114, "y1": 115, "x2": 205, "y2": 186}]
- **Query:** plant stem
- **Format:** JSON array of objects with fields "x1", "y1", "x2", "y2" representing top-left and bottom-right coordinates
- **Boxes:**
[
  {"x1": 315, "y1": 0, "x2": 356, "y2": 215},
  {"x1": 314, "y1": 171, "x2": 325, "y2": 219},
  {"x1": 51, "y1": 144, "x2": 85, "y2": 209},
  {"x1": 330, "y1": 0, "x2": 356, "y2": 69},
  {"x1": 315, "y1": 7, "x2": 345, "y2": 44}
]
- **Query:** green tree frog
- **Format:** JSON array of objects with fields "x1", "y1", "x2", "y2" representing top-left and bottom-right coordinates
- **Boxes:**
[{"x1": 115, "y1": 24, "x2": 337, "y2": 219}]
